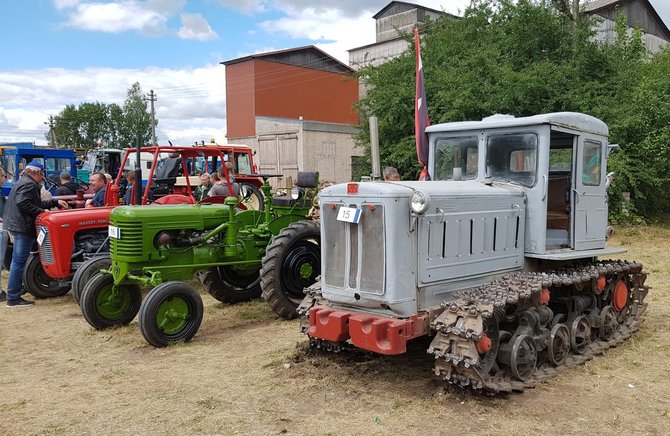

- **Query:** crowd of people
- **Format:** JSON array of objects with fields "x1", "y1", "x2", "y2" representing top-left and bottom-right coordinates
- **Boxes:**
[{"x1": 194, "y1": 162, "x2": 240, "y2": 201}]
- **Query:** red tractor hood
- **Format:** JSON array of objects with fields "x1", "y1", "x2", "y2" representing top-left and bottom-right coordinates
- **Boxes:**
[{"x1": 36, "y1": 206, "x2": 114, "y2": 227}]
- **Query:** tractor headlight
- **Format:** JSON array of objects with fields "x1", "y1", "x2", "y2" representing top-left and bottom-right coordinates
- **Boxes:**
[
  {"x1": 410, "y1": 191, "x2": 430, "y2": 214},
  {"x1": 291, "y1": 187, "x2": 302, "y2": 200}
]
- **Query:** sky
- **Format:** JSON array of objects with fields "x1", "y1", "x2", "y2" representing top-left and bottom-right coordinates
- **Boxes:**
[{"x1": 1, "y1": 0, "x2": 669, "y2": 146}]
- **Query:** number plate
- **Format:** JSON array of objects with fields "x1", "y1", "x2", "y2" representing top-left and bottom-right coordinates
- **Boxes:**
[
  {"x1": 337, "y1": 206, "x2": 361, "y2": 224},
  {"x1": 37, "y1": 227, "x2": 47, "y2": 245},
  {"x1": 108, "y1": 225, "x2": 121, "y2": 239}
]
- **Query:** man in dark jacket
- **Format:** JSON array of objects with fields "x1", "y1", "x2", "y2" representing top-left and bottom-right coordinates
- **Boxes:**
[
  {"x1": 3, "y1": 160, "x2": 68, "y2": 307},
  {"x1": 55, "y1": 171, "x2": 78, "y2": 196}
]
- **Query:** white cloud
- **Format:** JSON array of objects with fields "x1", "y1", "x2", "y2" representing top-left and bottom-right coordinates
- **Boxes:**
[
  {"x1": 54, "y1": 0, "x2": 219, "y2": 38},
  {"x1": 177, "y1": 13, "x2": 219, "y2": 41},
  {"x1": 63, "y1": 1, "x2": 169, "y2": 34},
  {"x1": 217, "y1": 0, "x2": 267, "y2": 15},
  {"x1": 259, "y1": 9, "x2": 376, "y2": 64},
  {"x1": 54, "y1": 0, "x2": 81, "y2": 10},
  {"x1": 0, "y1": 65, "x2": 228, "y2": 146}
]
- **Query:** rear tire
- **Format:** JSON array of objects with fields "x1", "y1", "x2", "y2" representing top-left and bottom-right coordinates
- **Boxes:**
[
  {"x1": 260, "y1": 220, "x2": 320, "y2": 319},
  {"x1": 80, "y1": 273, "x2": 142, "y2": 329},
  {"x1": 71, "y1": 255, "x2": 111, "y2": 303},
  {"x1": 199, "y1": 266, "x2": 261, "y2": 303},
  {"x1": 23, "y1": 253, "x2": 70, "y2": 299},
  {"x1": 139, "y1": 281, "x2": 204, "y2": 348}
]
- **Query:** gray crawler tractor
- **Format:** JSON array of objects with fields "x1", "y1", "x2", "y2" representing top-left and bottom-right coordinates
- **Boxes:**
[{"x1": 299, "y1": 112, "x2": 649, "y2": 393}]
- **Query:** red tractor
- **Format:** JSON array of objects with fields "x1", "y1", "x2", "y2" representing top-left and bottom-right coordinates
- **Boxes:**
[{"x1": 25, "y1": 145, "x2": 262, "y2": 301}]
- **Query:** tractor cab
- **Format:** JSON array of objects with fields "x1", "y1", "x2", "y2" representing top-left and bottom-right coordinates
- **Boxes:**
[{"x1": 426, "y1": 112, "x2": 621, "y2": 259}]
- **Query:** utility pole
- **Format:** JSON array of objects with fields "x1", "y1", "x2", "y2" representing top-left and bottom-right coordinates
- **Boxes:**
[
  {"x1": 572, "y1": 0, "x2": 579, "y2": 20},
  {"x1": 147, "y1": 89, "x2": 157, "y2": 146},
  {"x1": 47, "y1": 115, "x2": 58, "y2": 148}
]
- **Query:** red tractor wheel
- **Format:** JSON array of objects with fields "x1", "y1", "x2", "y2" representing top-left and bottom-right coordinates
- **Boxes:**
[{"x1": 23, "y1": 253, "x2": 70, "y2": 299}]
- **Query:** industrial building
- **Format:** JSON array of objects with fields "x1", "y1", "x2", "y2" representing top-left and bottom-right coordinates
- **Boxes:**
[{"x1": 222, "y1": 46, "x2": 361, "y2": 186}]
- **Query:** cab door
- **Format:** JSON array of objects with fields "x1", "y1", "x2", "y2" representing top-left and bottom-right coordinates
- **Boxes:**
[{"x1": 573, "y1": 135, "x2": 607, "y2": 250}]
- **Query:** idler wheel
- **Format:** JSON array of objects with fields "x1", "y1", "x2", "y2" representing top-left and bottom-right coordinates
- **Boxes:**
[
  {"x1": 599, "y1": 305, "x2": 618, "y2": 340},
  {"x1": 548, "y1": 323, "x2": 570, "y2": 366},
  {"x1": 509, "y1": 335, "x2": 537, "y2": 381},
  {"x1": 612, "y1": 279, "x2": 629, "y2": 312},
  {"x1": 570, "y1": 315, "x2": 591, "y2": 354}
]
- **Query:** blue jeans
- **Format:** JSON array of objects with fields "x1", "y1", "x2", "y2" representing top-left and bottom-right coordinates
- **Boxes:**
[
  {"x1": 7, "y1": 231, "x2": 35, "y2": 301},
  {"x1": 0, "y1": 225, "x2": 7, "y2": 292}
]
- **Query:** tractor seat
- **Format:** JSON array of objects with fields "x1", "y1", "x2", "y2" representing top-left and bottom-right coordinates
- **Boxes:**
[{"x1": 272, "y1": 171, "x2": 318, "y2": 207}]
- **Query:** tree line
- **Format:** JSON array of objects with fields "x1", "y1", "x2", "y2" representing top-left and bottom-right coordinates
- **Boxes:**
[
  {"x1": 354, "y1": 0, "x2": 670, "y2": 220},
  {"x1": 48, "y1": 82, "x2": 155, "y2": 151}
]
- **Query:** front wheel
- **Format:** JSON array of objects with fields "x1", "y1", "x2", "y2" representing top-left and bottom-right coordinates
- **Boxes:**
[
  {"x1": 23, "y1": 253, "x2": 70, "y2": 299},
  {"x1": 260, "y1": 220, "x2": 320, "y2": 319},
  {"x1": 139, "y1": 281, "x2": 204, "y2": 348},
  {"x1": 71, "y1": 255, "x2": 111, "y2": 303},
  {"x1": 80, "y1": 273, "x2": 142, "y2": 329}
]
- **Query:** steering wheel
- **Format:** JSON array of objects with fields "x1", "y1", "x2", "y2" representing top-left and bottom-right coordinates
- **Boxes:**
[
  {"x1": 73, "y1": 177, "x2": 90, "y2": 192},
  {"x1": 43, "y1": 175, "x2": 58, "y2": 190}
]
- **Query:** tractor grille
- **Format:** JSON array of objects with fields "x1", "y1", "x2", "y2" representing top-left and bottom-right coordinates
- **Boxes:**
[
  {"x1": 110, "y1": 222, "x2": 143, "y2": 259},
  {"x1": 38, "y1": 226, "x2": 55, "y2": 265},
  {"x1": 322, "y1": 203, "x2": 385, "y2": 295}
]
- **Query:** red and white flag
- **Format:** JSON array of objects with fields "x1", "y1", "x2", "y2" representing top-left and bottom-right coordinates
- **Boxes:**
[{"x1": 414, "y1": 26, "x2": 430, "y2": 180}]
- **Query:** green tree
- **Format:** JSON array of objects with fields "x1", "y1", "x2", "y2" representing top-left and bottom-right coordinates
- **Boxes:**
[
  {"x1": 50, "y1": 82, "x2": 156, "y2": 149},
  {"x1": 120, "y1": 82, "x2": 154, "y2": 148},
  {"x1": 52, "y1": 102, "x2": 114, "y2": 149}
]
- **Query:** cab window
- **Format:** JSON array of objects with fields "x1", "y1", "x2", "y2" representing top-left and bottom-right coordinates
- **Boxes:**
[
  {"x1": 235, "y1": 153, "x2": 252, "y2": 174},
  {"x1": 486, "y1": 132, "x2": 538, "y2": 187},
  {"x1": 434, "y1": 136, "x2": 478, "y2": 181},
  {"x1": 582, "y1": 141, "x2": 601, "y2": 186},
  {"x1": 46, "y1": 158, "x2": 71, "y2": 173}
]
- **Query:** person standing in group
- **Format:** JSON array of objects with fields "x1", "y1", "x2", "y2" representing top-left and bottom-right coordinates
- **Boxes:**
[
  {"x1": 3, "y1": 161, "x2": 68, "y2": 307},
  {"x1": 195, "y1": 173, "x2": 211, "y2": 201},
  {"x1": 0, "y1": 167, "x2": 9, "y2": 302},
  {"x1": 86, "y1": 172, "x2": 107, "y2": 207}
]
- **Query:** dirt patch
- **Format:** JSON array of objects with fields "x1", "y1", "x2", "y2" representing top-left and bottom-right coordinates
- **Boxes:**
[{"x1": 1, "y1": 224, "x2": 670, "y2": 435}]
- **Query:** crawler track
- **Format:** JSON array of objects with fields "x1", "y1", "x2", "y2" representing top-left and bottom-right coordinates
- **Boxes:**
[{"x1": 428, "y1": 260, "x2": 649, "y2": 393}]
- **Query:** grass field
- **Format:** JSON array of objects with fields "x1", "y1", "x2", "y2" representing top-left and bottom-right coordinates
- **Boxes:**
[{"x1": 1, "y1": 223, "x2": 669, "y2": 435}]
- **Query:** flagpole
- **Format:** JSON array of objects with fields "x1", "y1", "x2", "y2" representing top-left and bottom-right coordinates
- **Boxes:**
[{"x1": 414, "y1": 27, "x2": 430, "y2": 180}]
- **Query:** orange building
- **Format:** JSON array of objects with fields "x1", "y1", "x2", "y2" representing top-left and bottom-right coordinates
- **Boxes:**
[{"x1": 222, "y1": 46, "x2": 362, "y2": 185}]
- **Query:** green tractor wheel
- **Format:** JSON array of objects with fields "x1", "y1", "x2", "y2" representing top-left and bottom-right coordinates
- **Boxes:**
[
  {"x1": 139, "y1": 281, "x2": 204, "y2": 348},
  {"x1": 71, "y1": 255, "x2": 111, "y2": 303},
  {"x1": 23, "y1": 253, "x2": 70, "y2": 299},
  {"x1": 260, "y1": 220, "x2": 320, "y2": 320},
  {"x1": 200, "y1": 266, "x2": 261, "y2": 303},
  {"x1": 80, "y1": 272, "x2": 142, "y2": 330}
]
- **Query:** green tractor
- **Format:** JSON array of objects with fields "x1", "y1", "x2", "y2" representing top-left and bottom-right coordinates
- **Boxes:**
[{"x1": 79, "y1": 173, "x2": 320, "y2": 347}]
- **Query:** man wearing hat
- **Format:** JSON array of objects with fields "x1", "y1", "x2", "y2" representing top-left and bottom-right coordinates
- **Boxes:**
[
  {"x1": 3, "y1": 160, "x2": 68, "y2": 307},
  {"x1": 55, "y1": 171, "x2": 78, "y2": 196}
]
